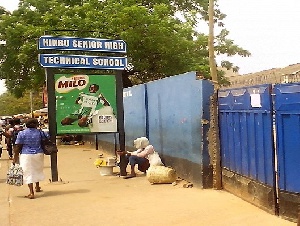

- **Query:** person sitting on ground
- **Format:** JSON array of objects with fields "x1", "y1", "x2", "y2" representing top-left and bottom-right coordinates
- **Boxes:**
[
  {"x1": 61, "y1": 134, "x2": 74, "y2": 145},
  {"x1": 117, "y1": 137, "x2": 154, "y2": 179},
  {"x1": 73, "y1": 134, "x2": 84, "y2": 145}
]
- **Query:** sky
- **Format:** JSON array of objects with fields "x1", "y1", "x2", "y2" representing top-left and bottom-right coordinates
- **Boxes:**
[
  {"x1": 0, "y1": 0, "x2": 299, "y2": 93},
  {"x1": 216, "y1": 0, "x2": 300, "y2": 74}
]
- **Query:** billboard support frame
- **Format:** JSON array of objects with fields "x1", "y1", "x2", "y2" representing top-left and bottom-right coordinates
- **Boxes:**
[
  {"x1": 116, "y1": 70, "x2": 127, "y2": 176},
  {"x1": 45, "y1": 68, "x2": 59, "y2": 182},
  {"x1": 39, "y1": 32, "x2": 128, "y2": 181}
]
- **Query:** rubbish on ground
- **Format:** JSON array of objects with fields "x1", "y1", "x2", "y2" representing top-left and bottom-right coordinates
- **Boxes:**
[{"x1": 171, "y1": 177, "x2": 194, "y2": 188}]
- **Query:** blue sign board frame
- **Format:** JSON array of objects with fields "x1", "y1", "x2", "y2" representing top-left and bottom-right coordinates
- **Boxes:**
[
  {"x1": 39, "y1": 54, "x2": 127, "y2": 70},
  {"x1": 38, "y1": 35, "x2": 127, "y2": 53}
]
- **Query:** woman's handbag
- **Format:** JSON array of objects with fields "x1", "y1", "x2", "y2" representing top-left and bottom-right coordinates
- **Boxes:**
[
  {"x1": 39, "y1": 130, "x2": 58, "y2": 155},
  {"x1": 6, "y1": 163, "x2": 23, "y2": 186}
]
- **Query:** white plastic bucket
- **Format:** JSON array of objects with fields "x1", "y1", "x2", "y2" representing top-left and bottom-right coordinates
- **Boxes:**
[{"x1": 99, "y1": 166, "x2": 114, "y2": 176}]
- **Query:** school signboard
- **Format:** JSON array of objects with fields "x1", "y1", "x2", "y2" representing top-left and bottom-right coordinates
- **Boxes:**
[
  {"x1": 39, "y1": 35, "x2": 128, "y2": 179},
  {"x1": 38, "y1": 36, "x2": 126, "y2": 52},
  {"x1": 38, "y1": 35, "x2": 127, "y2": 134},
  {"x1": 38, "y1": 36, "x2": 127, "y2": 70},
  {"x1": 39, "y1": 54, "x2": 127, "y2": 70},
  {"x1": 55, "y1": 74, "x2": 117, "y2": 134}
]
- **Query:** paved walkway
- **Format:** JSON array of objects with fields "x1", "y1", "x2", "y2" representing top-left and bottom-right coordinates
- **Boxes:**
[{"x1": 0, "y1": 144, "x2": 296, "y2": 226}]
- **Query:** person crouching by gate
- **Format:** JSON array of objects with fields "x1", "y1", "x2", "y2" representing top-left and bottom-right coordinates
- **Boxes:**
[
  {"x1": 13, "y1": 118, "x2": 46, "y2": 199},
  {"x1": 117, "y1": 137, "x2": 154, "y2": 179}
]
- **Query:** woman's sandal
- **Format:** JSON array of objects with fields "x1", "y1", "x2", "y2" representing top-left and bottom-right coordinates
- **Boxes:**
[
  {"x1": 35, "y1": 187, "x2": 43, "y2": 192},
  {"x1": 123, "y1": 174, "x2": 136, "y2": 179},
  {"x1": 25, "y1": 194, "x2": 34, "y2": 199}
]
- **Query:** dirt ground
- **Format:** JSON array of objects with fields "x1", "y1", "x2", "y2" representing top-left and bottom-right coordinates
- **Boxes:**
[{"x1": 0, "y1": 143, "x2": 296, "y2": 226}]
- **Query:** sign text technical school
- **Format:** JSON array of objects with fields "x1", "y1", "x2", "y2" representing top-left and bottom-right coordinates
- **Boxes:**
[{"x1": 39, "y1": 54, "x2": 127, "y2": 70}]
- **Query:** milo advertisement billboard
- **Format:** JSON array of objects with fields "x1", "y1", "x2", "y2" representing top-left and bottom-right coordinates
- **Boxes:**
[{"x1": 55, "y1": 74, "x2": 117, "y2": 134}]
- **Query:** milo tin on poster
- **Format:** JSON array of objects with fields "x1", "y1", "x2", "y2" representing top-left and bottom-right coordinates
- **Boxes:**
[{"x1": 55, "y1": 74, "x2": 117, "y2": 134}]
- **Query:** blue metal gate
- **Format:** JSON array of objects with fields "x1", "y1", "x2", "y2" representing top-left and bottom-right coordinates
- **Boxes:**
[
  {"x1": 218, "y1": 85, "x2": 277, "y2": 214},
  {"x1": 219, "y1": 83, "x2": 300, "y2": 222},
  {"x1": 274, "y1": 82, "x2": 300, "y2": 221}
]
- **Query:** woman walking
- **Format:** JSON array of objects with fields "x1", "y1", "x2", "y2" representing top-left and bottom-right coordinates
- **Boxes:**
[{"x1": 13, "y1": 118, "x2": 45, "y2": 199}]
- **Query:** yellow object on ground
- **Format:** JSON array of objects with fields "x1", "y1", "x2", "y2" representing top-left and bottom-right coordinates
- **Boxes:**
[{"x1": 94, "y1": 158, "x2": 106, "y2": 167}]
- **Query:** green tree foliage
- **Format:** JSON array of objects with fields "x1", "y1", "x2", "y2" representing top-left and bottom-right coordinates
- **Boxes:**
[
  {"x1": 0, "y1": 91, "x2": 43, "y2": 116},
  {"x1": 0, "y1": 0, "x2": 250, "y2": 96}
]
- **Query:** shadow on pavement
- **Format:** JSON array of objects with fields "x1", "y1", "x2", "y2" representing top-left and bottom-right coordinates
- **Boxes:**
[
  {"x1": 42, "y1": 189, "x2": 90, "y2": 197},
  {"x1": 16, "y1": 189, "x2": 90, "y2": 198},
  {"x1": 0, "y1": 179, "x2": 6, "y2": 183}
]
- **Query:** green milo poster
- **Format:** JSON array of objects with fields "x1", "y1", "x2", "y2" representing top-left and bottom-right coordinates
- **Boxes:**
[{"x1": 55, "y1": 74, "x2": 117, "y2": 134}]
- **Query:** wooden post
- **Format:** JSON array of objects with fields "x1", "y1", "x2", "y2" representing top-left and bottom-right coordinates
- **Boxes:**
[
  {"x1": 297, "y1": 205, "x2": 300, "y2": 226},
  {"x1": 208, "y1": 0, "x2": 222, "y2": 189}
]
